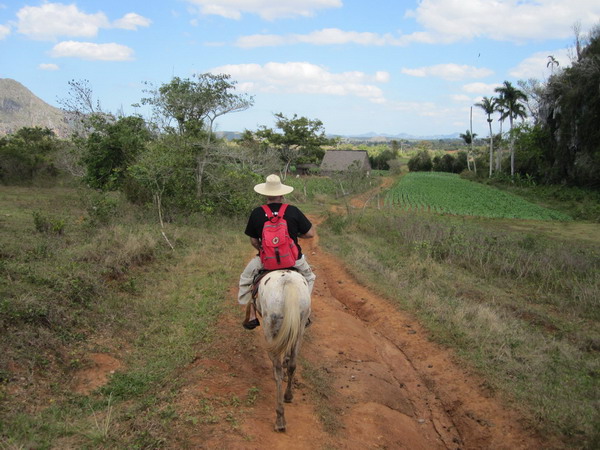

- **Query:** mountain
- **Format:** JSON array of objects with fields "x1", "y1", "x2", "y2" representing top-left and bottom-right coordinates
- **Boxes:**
[
  {"x1": 0, "y1": 78, "x2": 68, "y2": 137},
  {"x1": 340, "y1": 131, "x2": 461, "y2": 141}
]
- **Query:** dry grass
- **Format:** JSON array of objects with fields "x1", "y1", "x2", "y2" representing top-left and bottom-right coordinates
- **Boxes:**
[{"x1": 321, "y1": 210, "x2": 600, "y2": 447}]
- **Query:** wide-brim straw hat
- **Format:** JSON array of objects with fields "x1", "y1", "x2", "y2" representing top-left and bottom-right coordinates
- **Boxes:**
[{"x1": 254, "y1": 174, "x2": 294, "y2": 196}]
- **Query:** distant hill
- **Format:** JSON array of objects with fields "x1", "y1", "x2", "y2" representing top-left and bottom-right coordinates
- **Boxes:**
[{"x1": 0, "y1": 78, "x2": 68, "y2": 137}]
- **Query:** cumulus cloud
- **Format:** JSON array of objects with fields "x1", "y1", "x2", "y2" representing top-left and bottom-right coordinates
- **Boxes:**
[
  {"x1": 405, "y1": 0, "x2": 600, "y2": 43},
  {"x1": 16, "y1": 3, "x2": 150, "y2": 40},
  {"x1": 209, "y1": 62, "x2": 388, "y2": 103},
  {"x1": 234, "y1": 1, "x2": 600, "y2": 48},
  {"x1": 236, "y1": 28, "x2": 414, "y2": 48},
  {"x1": 401, "y1": 64, "x2": 493, "y2": 81},
  {"x1": 185, "y1": 0, "x2": 341, "y2": 20},
  {"x1": 17, "y1": 3, "x2": 109, "y2": 40},
  {"x1": 450, "y1": 94, "x2": 473, "y2": 102},
  {"x1": 462, "y1": 82, "x2": 502, "y2": 95},
  {"x1": 38, "y1": 63, "x2": 59, "y2": 71},
  {"x1": 112, "y1": 12, "x2": 152, "y2": 30},
  {"x1": 50, "y1": 41, "x2": 134, "y2": 61},
  {"x1": 0, "y1": 24, "x2": 9, "y2": 40},
  {"x1": 509, "y1": 49, "x2": 571, "y2": 79}
]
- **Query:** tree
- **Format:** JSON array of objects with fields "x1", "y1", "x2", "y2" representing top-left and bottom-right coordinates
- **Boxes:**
[
  {"x1": 495, "y1": 81, "x2": 528, "y2": 177},
  {"x1": 140, "y1": 73, "x2": 253, "y2": 195},
  {"x1": 475, "y1": 96, "x2": 497, "y2": 177},
  {"x1": 407, "y1": 150, "x2": 432, "y2": 172},
  {"x1": 0, "y1": 127, "x2": 60, "y2": 183},
  {"x1": 459, "y1": 130, "x2": 477, "y2": 172},
  {"x1": 495, "y1": 99, "x2": 507, "y2": 171},
  {"x1": 547, "y1": 55, "x2": 560, "y2": 75},
  {"x1": 83, "y1": 115, "x2": 151, "y2": 190},
  {"x1": 255, "y1": 113, "x2": 332, "y2": 177},
  {"x1": 538, "y1": 24, "x2": 600, "y2": 187}
]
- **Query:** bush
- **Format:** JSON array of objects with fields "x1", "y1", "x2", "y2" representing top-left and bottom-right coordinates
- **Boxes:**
[
  {"x1": 407, "y1": 150, "x2": 432, "y2": 172},
  {"x1": 0, "y1": 127, "x2": 61, "y2": 184}
]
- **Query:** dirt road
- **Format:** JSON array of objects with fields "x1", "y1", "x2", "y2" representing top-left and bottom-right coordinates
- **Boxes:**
[{"x1": 173, "y1": 181, "x2": 545, "y2": 449}]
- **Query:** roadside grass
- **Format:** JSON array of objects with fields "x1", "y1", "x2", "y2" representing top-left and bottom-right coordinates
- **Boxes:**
[
  {"x1": 320, "y1": 208, "x2": 600, "y2": 448},
  {"x1": 0, "y1": 185, "x2": 248, "y2": 448},
  {"x1": 489, "y1": 181, "x2": 600, "y2": 223},
  {"x1": 300, "y1": 358, "x2": 343, "y2": 434}
]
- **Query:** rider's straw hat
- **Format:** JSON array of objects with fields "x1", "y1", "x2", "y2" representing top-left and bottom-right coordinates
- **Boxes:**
[{"x1": 254, "y1": 174, "x2": 294, "y2": 196}]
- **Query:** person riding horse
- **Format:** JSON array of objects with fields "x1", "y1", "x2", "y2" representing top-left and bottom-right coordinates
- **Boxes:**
[{"x1": 238, "y1": 174, "x2": 316, "y2": 329}]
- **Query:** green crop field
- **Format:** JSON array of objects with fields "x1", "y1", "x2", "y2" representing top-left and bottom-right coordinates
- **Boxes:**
[{"x1": 385, "y1": 172, "x2": 572, "y2": 221}]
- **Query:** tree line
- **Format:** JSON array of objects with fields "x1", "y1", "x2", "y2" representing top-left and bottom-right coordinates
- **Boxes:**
[
  {"x1": 0, "y1": 74, "x2": 340, "y2": 220},
  {"x1": 409, "y1": 24, "x2": 600, "y2": 189}
]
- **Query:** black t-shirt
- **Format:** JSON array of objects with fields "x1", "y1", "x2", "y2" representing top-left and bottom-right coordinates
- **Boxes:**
[{"x1": 245, "y1": 203, "x2": 312, "y2": 259}]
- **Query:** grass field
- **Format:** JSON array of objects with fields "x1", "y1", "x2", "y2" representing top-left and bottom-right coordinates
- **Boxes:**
[
  {"x1": 323, "y1": 174, "x2": 600, "y2": 448},
  {"x1": 0, "y1": 186, "x2": 249, "y2": 448},
  {"x1": 1, "y1": 175, "x2": 598, "y2": 448},
  {"x1": 385, "y1": 172, "x2": 572, "y2": 221}
]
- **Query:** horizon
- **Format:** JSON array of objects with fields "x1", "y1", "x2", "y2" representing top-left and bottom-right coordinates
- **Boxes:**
[{"x1": 1, "y1": 1, "x2": 598, "y2": 137}]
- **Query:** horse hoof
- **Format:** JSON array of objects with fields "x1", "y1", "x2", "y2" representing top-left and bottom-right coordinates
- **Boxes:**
[
  {"x1": 284, "y1": 394, "x2": 293, "y2": 403},
  {"x1": 274, "y1": 424, "x2": 286, "y2": 432}
]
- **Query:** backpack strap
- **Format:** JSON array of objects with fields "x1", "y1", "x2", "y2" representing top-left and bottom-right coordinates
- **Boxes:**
[
  {"x1": 261, "y1": 204, "x2": 273, "y2": 219},
  {"x1": 278, "y1": 203, "x2": 289, "y2": 217},
  {"x1": 261, "y1": 204, "x2": 289, "y2": 220}
]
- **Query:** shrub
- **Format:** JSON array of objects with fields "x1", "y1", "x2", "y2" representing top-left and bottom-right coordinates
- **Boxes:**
[{"x1": 407, "y1": 150, "x2": 432, "y2": 172}]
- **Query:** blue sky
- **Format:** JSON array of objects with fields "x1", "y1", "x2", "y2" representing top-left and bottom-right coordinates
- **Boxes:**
[{"x1": 1, "y1": 1, "x2": 599, "y2": 137}]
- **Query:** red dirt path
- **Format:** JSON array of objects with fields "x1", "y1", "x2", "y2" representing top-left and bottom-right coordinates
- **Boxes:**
[{"x1": 169, "y1": 179, "x2": 547, "y2": 449}]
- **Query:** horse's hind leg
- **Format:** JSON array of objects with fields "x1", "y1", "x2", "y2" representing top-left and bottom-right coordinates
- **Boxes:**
[
  {"x1": 271, "y1": 354, "x2": 286, "y2": 432},
  {"x1": 284, "y1": 341, "x2": 300, "y2": 403}
]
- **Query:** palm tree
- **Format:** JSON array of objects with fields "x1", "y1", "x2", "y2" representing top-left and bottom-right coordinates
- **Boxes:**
[
  {"x1": 459, "y1": 130, "x2": 477, "y2": 172},
  {"x1": 494, "y1": 81, "x2": 528, "y2": 177},
  {"x1": 547, "y1": 55, "x2": 559, "y2": 75},
  {"x1": 495, "y1": 98, "x2": 507, "y2": 171},
  {"x1": 475, "y1": 96, "x2": 497, "y2": 177}
]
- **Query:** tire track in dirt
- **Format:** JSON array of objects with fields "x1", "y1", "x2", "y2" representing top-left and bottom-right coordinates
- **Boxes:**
[{"x1": 173, "y1": 178, "x2": 546, "y2": 449}]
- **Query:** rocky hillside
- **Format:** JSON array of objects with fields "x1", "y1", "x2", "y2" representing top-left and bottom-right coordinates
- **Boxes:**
[{"x1": 0, "y1": 78, "x2": 69, "y2": 137}]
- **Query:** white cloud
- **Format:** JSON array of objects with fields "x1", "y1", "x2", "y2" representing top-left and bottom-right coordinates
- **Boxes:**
[
  {"x1": 17, "y1": 3, "x2": 109, "y2": 40},
  {"x1": 509, "y1": 49, "x2": 571, "y2": 79},
  {"x1": 38, "y1": 63, "x2": 59, "y2": 71},
  {"x1": 235, "y1": 28, "x2": 447, "y2": 48},
  {"x1": 16, "y1": 3, "x2": 151, "y2": 40},
  {"x1": 405, "y1": 0, "x2": 600, "y2": 43},
  {"x1": 112, "y1": 12, "x2": 152, "y2": 30},
  {"x1": 450, "y1": 94, "x2": 472, "y2": 102},
  {"x1": 462, "y1": 82, "x2": 502, "y2": 95},
  {"x1": 50, "y1": 41, "x2": 134, "y2": 61},
  {"x1": 185, "y1": 0, "x2": 342, "y2": 20},
  {"x1": 209, "y1": 62, "x2": 388, "y2": 103},
  {"x1": 0, "y1": 24, "x2": 9, "y2": 40},
  {"x1": 401, "y1": 64, "x2": 493, "y2": 81}
]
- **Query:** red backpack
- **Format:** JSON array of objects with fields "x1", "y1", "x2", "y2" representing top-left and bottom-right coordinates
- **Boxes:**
[{"x1": 260, "y1": 204, "x2": 299, "y2": 270}]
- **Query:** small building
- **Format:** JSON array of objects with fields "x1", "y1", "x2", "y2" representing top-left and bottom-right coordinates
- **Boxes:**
[
  {"x1": 294, "y1": 163, "x2": 319, "y2": 175},
  {"x1": 320, "y1": 150, "x2": 371, "y2": 174}
]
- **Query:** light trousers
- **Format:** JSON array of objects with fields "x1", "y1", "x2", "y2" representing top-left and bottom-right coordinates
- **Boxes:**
[{"x1": 238, "y1": 255, "x2": 316, "y2": 305}]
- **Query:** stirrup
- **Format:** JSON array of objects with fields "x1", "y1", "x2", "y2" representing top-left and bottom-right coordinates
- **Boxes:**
[{"x1": 243, "y1": 318, "x2": 260, "y2": 330}]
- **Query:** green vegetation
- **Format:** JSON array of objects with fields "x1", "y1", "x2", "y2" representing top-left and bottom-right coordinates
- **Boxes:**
[
  {"x1": 321, "y1": 206, "x2": 600, "y2": 448},
  {"x1": 386, "y1": 172, "x2": 572, "y2": 220},
  {"x1": 0, "y1": 185, "x2": 248, "y2": 448}
]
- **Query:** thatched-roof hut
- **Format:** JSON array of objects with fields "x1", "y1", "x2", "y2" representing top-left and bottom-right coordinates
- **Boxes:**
[{"x1": 320, "y1": 150, "x2": 371, "y2": 173}]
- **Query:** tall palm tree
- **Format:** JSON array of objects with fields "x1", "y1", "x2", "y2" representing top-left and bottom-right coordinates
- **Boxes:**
[
  {"x1": 459, "y1": 130, "x2": 477, "y2": 172},
  {"x1": 547, "y1": 55, "x2": 559, "y2": 75},
  {"x1": 475, "y1": 96, "x2": 497, "y2": 177},
  {"x1": 494, "y1": 81, "x2": 528, "y2": 177},
  {"x1": 495, "y1": 98, "x2": 507, "y2": 171}
]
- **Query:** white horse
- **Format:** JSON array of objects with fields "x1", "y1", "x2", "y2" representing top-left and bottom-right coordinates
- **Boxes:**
[{"x1": 255, "y1": 269, "x2": 312, "y2": 432}]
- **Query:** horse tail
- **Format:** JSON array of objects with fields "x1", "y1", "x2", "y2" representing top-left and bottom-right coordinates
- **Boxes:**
[{"x1": 266, "y1": 279, "x2": 301, "y2": 358}]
